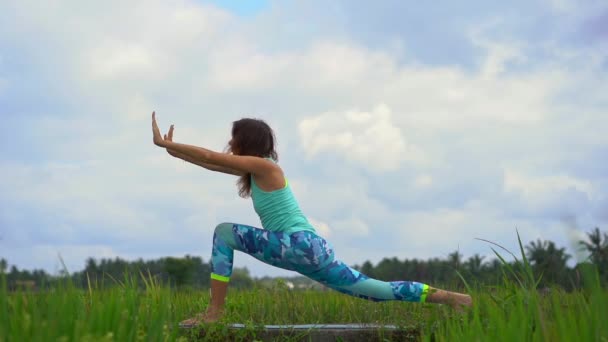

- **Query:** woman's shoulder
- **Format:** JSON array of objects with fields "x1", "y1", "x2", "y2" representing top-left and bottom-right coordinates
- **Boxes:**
[{"x1": 251, "y1": 158, "x2": 286, "y2": 191}]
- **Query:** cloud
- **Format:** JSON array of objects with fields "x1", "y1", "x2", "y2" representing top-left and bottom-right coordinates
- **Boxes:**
[
  {"x1": 84, "y1": 43, "x2": 164, "y2": 81},
  {"x1": 503, "y1": 169, "x2": 595, "y2": 219},
  {"x1": 414, "y1": 174, "x2": 433, "y2": 188},
  {"x1": 504, "y1": 169, "x2": 594, "y2": 198},
  {"x1": 1, "y1": 0, "x2": 607, "y2": 277},
  {"x1": 298, "y1": 104, "x2": 425, "y2": 172}
]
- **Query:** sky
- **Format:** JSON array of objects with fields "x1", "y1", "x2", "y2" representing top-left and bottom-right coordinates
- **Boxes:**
[{"x1": 0, "y1": 0, "x2": 607, "y2": 278}]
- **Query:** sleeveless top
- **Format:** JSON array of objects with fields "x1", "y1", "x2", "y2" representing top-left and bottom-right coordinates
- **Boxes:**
[{"x1": 250, "y1": 161, "x2": 316, "y2": 235}]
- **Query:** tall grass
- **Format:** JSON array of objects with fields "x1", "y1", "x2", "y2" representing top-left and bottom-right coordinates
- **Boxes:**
[
  {"x1": 425, "y1": 231, "x2": 608, "y2": 341},
  {"x1": 0, "y1": 270, "x2": 180, "y2": 342},
  {"x1": 1, "y1": 233, "x2": 606, "y2": 341}
]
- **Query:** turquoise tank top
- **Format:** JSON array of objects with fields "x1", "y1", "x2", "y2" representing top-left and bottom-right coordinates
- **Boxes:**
[{"x1": 250, "y1": 167, "x2": 316, "y2": 235}]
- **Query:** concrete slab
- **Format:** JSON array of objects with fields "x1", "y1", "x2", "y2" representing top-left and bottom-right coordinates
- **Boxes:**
[{"x1": 180, "y1": 323, "x2": 419, "y2": 341}]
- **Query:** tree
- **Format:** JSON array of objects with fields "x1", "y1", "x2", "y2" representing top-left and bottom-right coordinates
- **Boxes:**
[
  {"x1": 230, "y1": 267, "x2": 254, "y2": 289},
  {"x1": 579, "y1": 227, "x2": 608, "y2": 266},
  {"x1": 526, "y1": 239, "x2": 571, "y2": 287},
  {"x1": 579, "y1": 227, "x2": 608, "y2": 281},
  {"x1": 0, "y1": 258, "x2": 7, "y2": 274},
  {"x1": 447, "y1": 251, "x2": 463, "y2": 269},
  {"x1": 164, "y1": 257, "x2": 196, "y2": 287},
  {"x1": 465, "y1": 254, "x2": 485, "y2": 277},
  {"x1": 359, "y1": 261, "x2": 375, "y2": 277}
]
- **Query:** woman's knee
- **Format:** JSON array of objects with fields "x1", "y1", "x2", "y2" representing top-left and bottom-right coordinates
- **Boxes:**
[
  {"x1": 213, "y1": 223, "x2": 238, "y2": 246},
  {"x1": 214, "y1": 222, "x2": 235, "y2": 235}
]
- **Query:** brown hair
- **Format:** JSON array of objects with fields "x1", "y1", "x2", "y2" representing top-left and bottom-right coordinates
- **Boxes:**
[{"x1": 230, "y1": 118, "x2": 278, "y2": 198}]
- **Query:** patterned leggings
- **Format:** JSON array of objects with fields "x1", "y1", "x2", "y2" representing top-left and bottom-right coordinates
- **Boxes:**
[{"x1": 210, "y1": 223, "x2": 429, "y2": 302}]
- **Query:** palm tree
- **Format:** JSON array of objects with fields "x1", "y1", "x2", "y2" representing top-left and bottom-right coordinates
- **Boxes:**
[
  {"x1": 447, "y1": 251, "x2": 463, "y2": 269},
  {"x1": 0, "y1": 258, "x2": 7, "y2": 274},
  {"x1": 465, "y1": 254, "x2": 485, "y2": 276},
  {"x1": 579, "y1": 227, "x2": 608, "y2": 266},
  {"x1": 579, "y1": 227, "x2": 608, "y2": 282},
  {"x1": 526, "y1": 239, "x2": 571, "y2": 287}
]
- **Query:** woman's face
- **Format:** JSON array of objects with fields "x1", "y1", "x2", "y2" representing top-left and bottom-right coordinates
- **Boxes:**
[{"x1": 228, "y1": 138, "x2": 239, "y2": 155}]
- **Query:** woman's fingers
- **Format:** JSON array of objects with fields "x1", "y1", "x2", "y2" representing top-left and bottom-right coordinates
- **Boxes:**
[
  {"x1": 152, "y1": 111, "x2": 160, "y2": 130},
  {"x1": 152, "y1": 111, "x2": 165, "y2": 146},
  {"x1": 151, "y1": 111, "x2": 173, "y2": 147}
]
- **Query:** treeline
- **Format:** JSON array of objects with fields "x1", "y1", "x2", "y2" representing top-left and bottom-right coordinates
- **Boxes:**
[
  {"x1": 354, "y1": 227, "x2": 608, "y2": 290},
  {"x1": 1, "y1": 228, "x2": 606, "y2": 291},
  {"x1": 0, "y1": 255, "x2": 254, "y2": 291}
]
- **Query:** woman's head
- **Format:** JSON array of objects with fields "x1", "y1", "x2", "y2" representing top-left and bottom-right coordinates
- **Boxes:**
[
  {"x1": 229, "y1": 118, "x2": 277, "y2": 158},
  {"x1": 230, "y1": 118, "x2": 278, "y2": 197}
]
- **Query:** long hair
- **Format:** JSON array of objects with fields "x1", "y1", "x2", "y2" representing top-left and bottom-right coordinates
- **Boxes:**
[{"x1": 230, "y1": 118, "x2": 278, "y2": 198}]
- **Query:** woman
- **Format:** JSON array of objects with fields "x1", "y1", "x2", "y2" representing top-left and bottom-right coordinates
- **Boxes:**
[{"x1": 151, "y1": 112, "x2": 472, "y2": 325}]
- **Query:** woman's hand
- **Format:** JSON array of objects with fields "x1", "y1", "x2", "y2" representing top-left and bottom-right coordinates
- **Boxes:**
[
  {"x1": 164, "y1": 124, "x2": 180, "y2": 157},
  {"x1": 152, "y1": 111, "x2": 172, "y2": 148},
  {"x1": 164, "y1": 122, "x2": 175, "y2": 143}
]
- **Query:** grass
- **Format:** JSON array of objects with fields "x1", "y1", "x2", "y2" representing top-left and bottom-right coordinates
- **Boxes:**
[
  {"x1": 1, "y1": 235, "x2": 606, "y2": 341},
  {"x1": 2, "y1": 274, "x2": 606, "y2": 341}
]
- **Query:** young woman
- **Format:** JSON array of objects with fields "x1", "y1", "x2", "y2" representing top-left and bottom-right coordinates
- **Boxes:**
[{"x1": 151, "y1": 112, "x2": 472, "y2": 325}]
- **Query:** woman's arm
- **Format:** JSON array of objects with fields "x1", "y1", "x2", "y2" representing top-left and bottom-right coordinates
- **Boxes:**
[
  {"x1": 152, "y1": 112, "x2": 277, "y2": 175},
  {"x1": 166, "y1": 148, "x2": 244, "y2": 176},
  {"x1": 163, "y1": 141, "x2": 275, "y2": 175}
]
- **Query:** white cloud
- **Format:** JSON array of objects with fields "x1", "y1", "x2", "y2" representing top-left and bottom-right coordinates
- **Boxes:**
[
  {"x1": 84, "y1": 42, "x2": 165, "y2": 81},
  {"x1": 501, "y1": 169, "x2": 599, "y2": 223},
  {"x1": 414, "y1": 174, "x2": 433, "y2": 188},
  {"x1": 469, "y1": 31, "x2": 526, "y2": 78},
  {"x1": 300, "y1": 41, "x2": 395, "y2": 88},
  {"x1": 207, "y1": 40, "x2": 293, "y2": 90},
  {"x1": 298, "y1": 104, "x2": 426, "y2": 172},
  {"x1": 504, "y1": 169, "x2": 595, "y2": 199}
]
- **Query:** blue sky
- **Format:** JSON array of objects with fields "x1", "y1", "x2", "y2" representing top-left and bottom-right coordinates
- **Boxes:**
[
  {"x1": 1, "y1": 0, "x2": 607, "y2": 277},
  {"x1": 207, "y1": 0, "x2": 269, "y2": 16}
]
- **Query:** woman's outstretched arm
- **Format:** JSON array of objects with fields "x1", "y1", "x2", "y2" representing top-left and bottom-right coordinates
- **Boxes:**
[
  {"x1": 157, "y1": 118, "x2": 244, "y2": 176},
  {"x1": 152, "y1": 112, "x2": 277, "y2": 176},
  {"x1": 166, "y1": 148, "x2": 244, "y2": 176}
]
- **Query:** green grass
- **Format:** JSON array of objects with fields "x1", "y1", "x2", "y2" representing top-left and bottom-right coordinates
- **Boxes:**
[
  {"x1": 1, "y1": 273, "x2": 606, "y2": 341},
  {"x1": 1, "y1": 234, "x2": 607, "y2": 341}
]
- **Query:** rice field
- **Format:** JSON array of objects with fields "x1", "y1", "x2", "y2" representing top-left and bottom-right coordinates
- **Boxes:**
[
  {"x1": 2, "y1": 236, "x2": 606, "y2": 342},
  {"x1": 1, "y1": 269, "x2": 606, "y2": 342}
]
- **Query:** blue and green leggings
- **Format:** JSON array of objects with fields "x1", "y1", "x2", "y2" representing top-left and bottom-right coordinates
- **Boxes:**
[{"x1": 210, "y1": 223, "x2": 429, "y2": 303}]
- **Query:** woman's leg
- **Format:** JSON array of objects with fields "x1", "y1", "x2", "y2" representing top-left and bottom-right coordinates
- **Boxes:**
[
  {"x1": 293, "y1": 233, "x2": 472, "y2": 308},
  {"x1": 304, "y1": 259, "x2": 471, "y2": 308},
  {"x1": 181, "y1": 225, "x2": 471, "y2": 325},
  {"x1": 209, "y1": 226, "x2": 471, "y2": 308},
  {"x1": 209, "y1": 222, "x2": 299, "y2": 279},
  {"x1": 304, "y1": 259, "x2": 430, "y2": 302},
  {"x1": 182, "y1": 222, "x2": 299, "y2": 324}
]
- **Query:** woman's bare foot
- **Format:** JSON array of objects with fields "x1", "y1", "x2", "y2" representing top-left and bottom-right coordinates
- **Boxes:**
[
  {"x1": 179, "y1": 308, "x2": 224, "y2": 327},
  {"x1": 427, "y1": 288, "x2": 473, "y2": 311},
  {"x1": 448, "y1": 293, "x2": 473, "y2": 311}
]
